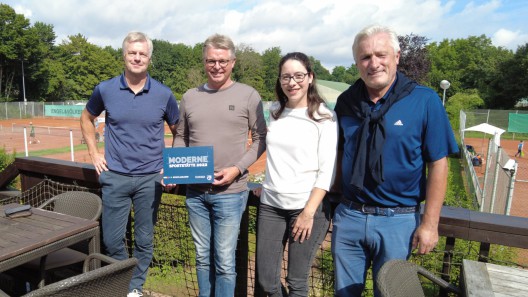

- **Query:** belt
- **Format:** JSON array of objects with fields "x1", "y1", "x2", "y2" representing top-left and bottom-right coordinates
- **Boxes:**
[{"x1": 340, "y1": 197, "x2": 419, "y2": 217}]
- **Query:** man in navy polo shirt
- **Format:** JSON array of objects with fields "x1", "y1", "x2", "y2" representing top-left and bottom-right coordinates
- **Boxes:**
[
  {"x1": 80, "y1": 31, "x2": 179, "y2": 297},
  {"x1": 332, "y1": 25, "x2": 458, "y2": 297}
]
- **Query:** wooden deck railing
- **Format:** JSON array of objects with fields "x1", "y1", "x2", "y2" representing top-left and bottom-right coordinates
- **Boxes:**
[{"x1": 2, "y1": 156, "x2": 528, "y2": 296}]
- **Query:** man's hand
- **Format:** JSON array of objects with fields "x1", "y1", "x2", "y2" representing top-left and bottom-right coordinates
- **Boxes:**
[
  {"x1": 90, "y1": 152, "x2": 108, "y2": 175},
  {"x1": 212, "y1": 166, "x2": 241, "y2": 186},
  {"x1": 412, "y1": 223, "x2": 439, "y2": 255},
  {"x1": 160, "y1": 169, "x2": 179, "y2": 193}
]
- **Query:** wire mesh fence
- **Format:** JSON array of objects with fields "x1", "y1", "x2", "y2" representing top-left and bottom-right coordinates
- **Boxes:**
[
  {"x1": 146, "y1": 196, "x2": 336, "y2": 297},
  {"x1": 2, "y1": 179, "x2": 527, "y2": 297},
  {"x1": 0, "y1": 101, "x2": 89, "y2": 121},
  {"x1": 462, "y1": 109, "x2": 528, "y2": 135},
  {"x1": 460, "y1": 110, "x2": 527, "y2": 216}
]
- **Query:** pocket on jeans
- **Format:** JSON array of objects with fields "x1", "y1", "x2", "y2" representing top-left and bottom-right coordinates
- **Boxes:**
[{"x1": 98, "y1": 170, "x2": 106, "y2": 184}]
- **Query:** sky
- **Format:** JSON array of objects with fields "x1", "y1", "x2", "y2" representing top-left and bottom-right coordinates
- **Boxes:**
[{"x1": 3, "y1": 0, "x2": 528, "y2": 70}]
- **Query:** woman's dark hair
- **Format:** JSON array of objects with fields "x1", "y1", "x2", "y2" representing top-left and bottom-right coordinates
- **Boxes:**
[{"x1": 272, "y1": 52, "x2": 330, "y2": 121}]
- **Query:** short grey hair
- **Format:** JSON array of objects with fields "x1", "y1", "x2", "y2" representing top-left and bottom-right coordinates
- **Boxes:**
[
  {"x1": 202, "y1": 33, "x2": 236, "y2": 59},
  {"x1": 122, "y1": 31, "x2": 153, "y2": 58},
  {"x1": 352, "y1": 25, "x2": 400, "y2": 63}
]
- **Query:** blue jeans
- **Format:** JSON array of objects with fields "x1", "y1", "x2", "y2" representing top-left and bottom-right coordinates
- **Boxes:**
[
  {"x1": 185, "y1": 188, "x2": 249, "y2": 297},
  {"x1": 331, "y1": 203, "x2": 419, "y2": 297},
  {"x1": 257, "y1": 200, "x2": 330, "y2": 297},
  {"x1": 99, "y1": 170, "x2": 162, "y2": 293}
]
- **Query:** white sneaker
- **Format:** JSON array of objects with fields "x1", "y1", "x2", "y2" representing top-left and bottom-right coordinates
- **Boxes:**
[{"x1": 127, "y1": 289, "x2": 143, "y2": 297}]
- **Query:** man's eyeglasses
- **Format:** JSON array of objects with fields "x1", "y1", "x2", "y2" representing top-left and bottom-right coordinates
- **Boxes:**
[
  {"x1": 279, "y1": 72, "x2": 309, "y2": 84},
  {"x1": 205, "y1": 59, "x2": 231, "y2": 68}
]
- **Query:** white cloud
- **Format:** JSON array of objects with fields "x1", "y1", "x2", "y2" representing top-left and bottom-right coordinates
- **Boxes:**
[
  {"x1": 4, "y1": 0, "x2": 527, "y2": 70},
  {"x1": 492, "y1": 29, "x2": 528, "y2": 50}
]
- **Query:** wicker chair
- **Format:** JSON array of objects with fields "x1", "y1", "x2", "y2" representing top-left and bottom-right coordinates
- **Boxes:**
[
  {"x1": 37, "y1": 191, "x2": 102, "y2": 220},
  {"x1": 22, "y1": 253, "x2": 137, "y2": 297},
  {"x1": 376, "y1": 259, "x2": 461, "y2": 297},
  {"x1": 23, "y1": 191, "x2": 102, "y2": 288}
]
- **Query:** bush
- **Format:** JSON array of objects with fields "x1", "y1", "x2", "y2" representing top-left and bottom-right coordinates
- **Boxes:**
[{"x1": 0, "y1": 146, "x2": 16, "y2": 188}]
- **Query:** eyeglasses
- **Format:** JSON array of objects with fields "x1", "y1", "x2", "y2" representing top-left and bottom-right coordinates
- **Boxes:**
[
  {"x1": 279, "y1": 72, "x2": 309, "y2": 84},
  {"x1": 205, "y1": 59, "x2": 231, "y2": 68}
]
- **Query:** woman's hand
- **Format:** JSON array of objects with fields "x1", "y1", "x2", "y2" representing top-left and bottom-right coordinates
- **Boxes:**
[
  {"x1": 291, "y1": 210, "x2": 314, "y2": 243},
  {"x1": 252, "y1": 187, "x2": 262, "y2": 197}
]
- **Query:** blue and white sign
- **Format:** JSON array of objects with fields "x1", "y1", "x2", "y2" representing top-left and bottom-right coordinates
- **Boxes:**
[{"x1": 163, "y1": 146, "x2": 214, "y2": 184}]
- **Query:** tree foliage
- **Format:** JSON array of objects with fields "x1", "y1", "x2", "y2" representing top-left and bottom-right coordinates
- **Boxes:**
[
  {"x1": 261, "y1": 47, "x2": 282, "y2": 100},
  {"x1": 51, "y1": 34, "x2": 122, "y2": 101},
  {"x1": 445, "y1": 89, "x2": 484, "y2": 130},
  {"x1": 1, "y1": 2, "x2": 527, "y2": 109},
  {"x1": 233, "y1": 44, "x2": 267, "y2": 100},
  {"x1": 310, "y1": 56, "x2": 332, "y2": 81},
  {"x1": 332, "y1": 65, "x2": 359, "y2": 85},
  {"x1": 398, "y1": 34, "x2": 431, "y2": 84},
  {"x1": 489, "y1": 43, "x2": 528, "y2": 108},
  {"x1": 427, "y1": 35, "x2": 514, "y2": 108},
  {"x1": 0, "y1": 4, "x2": 31, "y2": 100}
]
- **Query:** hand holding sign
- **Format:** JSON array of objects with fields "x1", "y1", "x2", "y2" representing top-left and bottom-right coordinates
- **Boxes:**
[
  {"x1": 212, "y1": 166, "x2": 241, "y2": 187},
  {"x1": 163, "y1": 146, "x2": 214, "y2": 184}
]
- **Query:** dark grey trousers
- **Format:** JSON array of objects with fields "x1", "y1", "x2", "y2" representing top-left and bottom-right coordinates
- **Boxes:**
[{"x1": 256, "y1": 199, "x2": 331, "y2": 297}]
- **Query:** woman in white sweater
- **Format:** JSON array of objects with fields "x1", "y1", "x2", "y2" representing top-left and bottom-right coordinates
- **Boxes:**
[{"x1": 255, "y1": 52, "x2": 338, "y2": 297}]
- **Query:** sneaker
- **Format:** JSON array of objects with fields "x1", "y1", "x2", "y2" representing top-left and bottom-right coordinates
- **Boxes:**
[{"x1": 127, "y1": 289, "x2": 143, "y2": 297}]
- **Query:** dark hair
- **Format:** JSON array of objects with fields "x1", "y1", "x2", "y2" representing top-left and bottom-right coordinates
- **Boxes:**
[{"x1": 272, "y1": 52, "x2": 330, "y2": 122}]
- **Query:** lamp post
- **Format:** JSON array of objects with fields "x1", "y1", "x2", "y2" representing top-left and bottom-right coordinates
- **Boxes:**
[
  {"x1": 440, "y1": 80, "x2": 450, "y2": 106},
  {"x1": 21, "y1": 59, "x2": 27, "y2": 106}
]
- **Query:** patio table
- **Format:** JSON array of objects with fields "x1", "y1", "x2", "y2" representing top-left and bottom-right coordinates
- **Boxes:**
[
  {"x1": 0, "y1": 203, "x2": 100, "y2": 273},
  {"x1": 462, "y1": 259, "x2": 528, "y2": 297}
]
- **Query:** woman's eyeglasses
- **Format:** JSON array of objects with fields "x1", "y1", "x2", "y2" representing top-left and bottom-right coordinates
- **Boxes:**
[{"x1": 279, "y1": 72, "x2": 309, "y2": 84}]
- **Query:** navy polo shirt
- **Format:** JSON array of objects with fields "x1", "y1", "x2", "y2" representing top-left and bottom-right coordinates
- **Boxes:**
[
  {"x1": 86, "y1": 73, "x2": 179, "y2": 175},
  {"x1": 339, "y1": 85, "x2": 458, "y2": 207}
]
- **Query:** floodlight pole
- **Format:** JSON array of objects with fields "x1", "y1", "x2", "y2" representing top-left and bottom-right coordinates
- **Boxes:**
[
  {"x1": 440, "y1": 80, "x2": 450, "y2": 106},
  {"x1": 21, "y1": 59, "x2": 27, "y2": 106}
]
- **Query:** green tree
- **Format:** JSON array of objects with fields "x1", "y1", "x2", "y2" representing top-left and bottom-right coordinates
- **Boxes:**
[
  {"x1": 332, "y1": 65, "x2": 358, "y2": 84},
  {"x1": 151, "y1": 40, "x2": 204, "y2": 98},
  {"x1": 345, "y1": 65, "x2": 360, "y2": 84},
  {"x1": 331, "y1": 66, "x2": 346, "y2": 82},
  {"x1": 445, "y1": 89, "x2": 484, "y2": 130},
  {"x1": 490, "y1": 43, "x2": 528, "y2": 108},
  {"x1": 261, "y1": 47, "x2": 282, "y2": 101},
  {"x1": 310, "y1": 56, "x2": 332, "y2": 81},
  {"x1": 150, "y1": 39, "x2": 180, "y2": 86},
  {"x1": 25, "y1": 22, "x2": 56, "y2": 101},
  {"x1": 0, "y1": 4, "x2": 31, "y2": 100},
  {"x1": 51, "y1": 34, "x2": 121, "y2": 101},
  {"x1": 0, "y1": 145, "x2": 16, "y2": 188},
  {"x1": 427, "y1": 35, "x2": 512, "y2": 107},
  {"x1": 233, "y1": 44, "x2": 266, "y2": 99}
]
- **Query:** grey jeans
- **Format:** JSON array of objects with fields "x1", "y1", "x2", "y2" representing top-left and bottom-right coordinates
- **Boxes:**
[{"x1": 256, "y1": 199, "x2": 331, "y2": 297}]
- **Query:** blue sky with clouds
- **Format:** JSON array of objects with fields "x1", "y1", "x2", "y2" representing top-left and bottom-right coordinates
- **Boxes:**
[{"x1": 3, "y1": 0, "x2": 527, "y2": 70}]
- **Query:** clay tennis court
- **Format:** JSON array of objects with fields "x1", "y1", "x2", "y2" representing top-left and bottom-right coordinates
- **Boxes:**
[
  {"x1": 0, "y1": 117, "x2": 266, "y2": 175},
  {"x1": 0, "y1": 118, "x2": 528, "y2": 217},
  {"x1": 2, "y1": 116, "x2": 527, "y2": 267},
  {"x1": 464, "y1": 137, "x2": 528, "y2": 218},
  {"x1": 1, "y1": 117, "x2": 525, "y2": 218}
]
